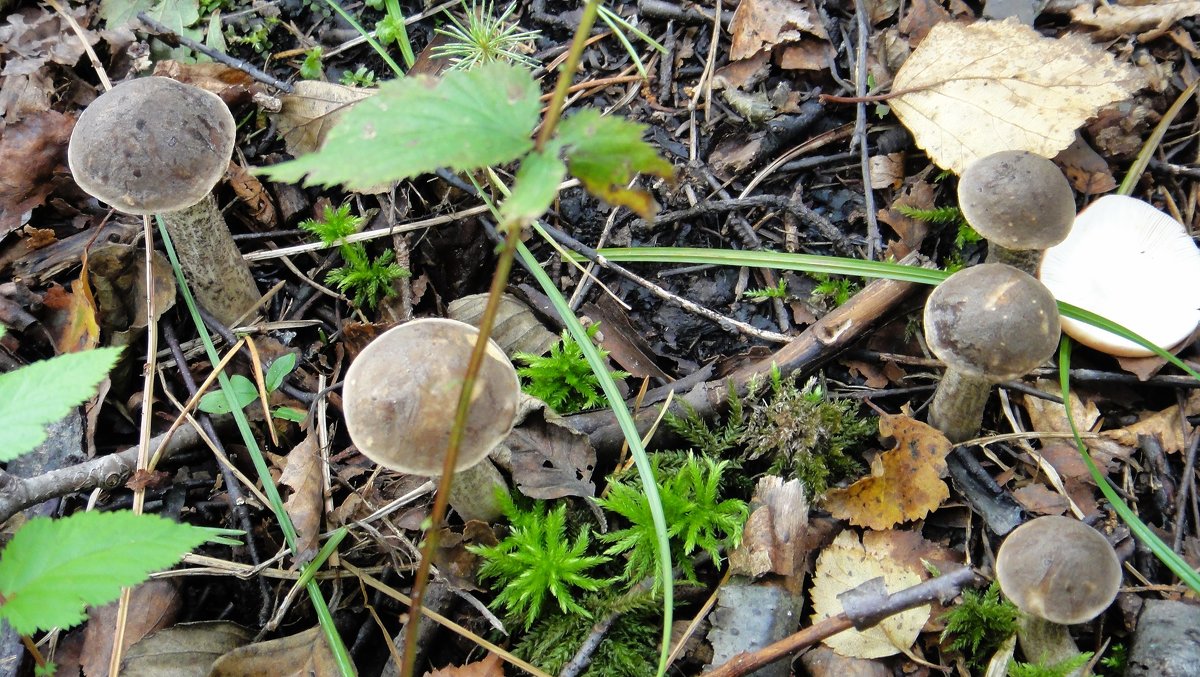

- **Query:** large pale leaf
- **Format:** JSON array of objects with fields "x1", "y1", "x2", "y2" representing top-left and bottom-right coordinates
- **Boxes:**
[
  {"x1": 258, "y1": 62, "x2": 540, "y2": 191},
  {"x1": 0, "y1": 512, "x2": 213, "y2": 634},
  {"x1": 0, "y1": 346, "x2": 121, "y2": 461},
  {"x1": 890, "y1": 19, "x2": 1143, "y2": 175}
]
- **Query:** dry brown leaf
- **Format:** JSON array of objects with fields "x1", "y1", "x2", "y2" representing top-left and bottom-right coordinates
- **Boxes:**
[
  {"x1": 0, "y1": 6, "x2": 99, "y2": 77},
  {"x1": 1071, "y1": 1, "x2": 1200, "y2": 41},
  {"x1": 1102, "y1": 391, "x2": 1200, "y2": 454},
  {"x1": 504, "y1": 404, "x2": 597, "y2": 500},
  {"x1": 122, "y1": 621, "x2": 253, "y2": 677},
  {"x1": 0, "y1": 110, "x2": 74, "y2": 236},
  {"x1": 729, "y1": 0, "x2": 827, "y2": 60},
  {"x1": 728, "y1": 476, "x2": 809, "y2": 580},
  {"x1": 890, "y1": 19, "x2": 1143, "y2": 175},
  {"x1": 272, "y1": 80, "x2": 373, "y2": 157},
  {"x1": 810, "y1": 530, "x2": 929, "y2": 659},
  {"x1": 42, "y1": 274, "x2": 100, "y2": 354},
  {"x1": 425, "y1": 653, "x2": 505, "y2": 677},
  {"x1": 1013, "y1": 483, "x2": 1069, "y2": 516},
  {"x1": 1054, "y1": 134, "x2": 1116, "y2": 194},
  {"x1": 81, "y1": 580, "x2": 180, "y2": 677},
  {"x1": 1022, "y1": 382, "x2": 1132, "y2": 471},
  {"x1": 210, "y1": 626, "x2": 341, "y2": 676},
  {"x1": 280, "y1": 433, "x2": 324, "y2": 563},
  {"x1": 824, "y1": 414, "x2": 951, "y2": 530}
]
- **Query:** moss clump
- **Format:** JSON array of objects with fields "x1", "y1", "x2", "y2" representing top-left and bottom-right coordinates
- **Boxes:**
[{"x1": 512, "y1": 592, "x2": 659, "y2": 676}]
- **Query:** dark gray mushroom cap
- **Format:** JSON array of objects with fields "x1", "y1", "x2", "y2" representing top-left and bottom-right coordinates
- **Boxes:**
[
  {"x1": 342, "y1": 318, "x2": 521, "y2": 476},
  {"x1": 957, "y1": 151, "x2": 1075, "y2": 251},
  {"x1": 924, "y1": 263, "x2": 1060, "y2": 381},
  {"x1": 996, "y1": 515, "x2": 1122, "y2": 625},
  {"x1": 68, "y1": 77, "x2": 235, "y2": 215}
]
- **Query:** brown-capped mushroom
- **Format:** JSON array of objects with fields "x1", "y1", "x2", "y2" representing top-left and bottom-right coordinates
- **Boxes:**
[
  {"x1": 68, "y1": 76, "x2": 259, "y2": 327},
  {"x1": 342, "y1": 318, "x2": 520, "y2": 522},
  {"x1": 996, "y1": 516, "x2": 1122, "y2": 673},
  {"x1": 1040, "y1": 195, "x2": 1200, "y2": 357},
  {"x1": 924, "y1": 263, "x2": 1060, "y2": 443},
  {"x1": 958, "y1": 151, "x2": 1075, "y2": 275}
]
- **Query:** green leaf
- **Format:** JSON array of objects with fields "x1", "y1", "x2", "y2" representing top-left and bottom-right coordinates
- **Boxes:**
[
  {"x1": 0, "y1": 348, "x2": 122, "y2": 462},
  {"x1": 273, "y1": 406, "x2": 308, "y2": 423},
  {"x1": 501, "y1": 149, "x2": 567, "y2": 227},
  {"x1": 554, "y1": 110, "x2": 674, "y2": 220},
  {"x1": 197, "y1": 375, "x2": 258, "y2": 415},
  {"x1": 265, "y1": 353, "x2": 297, "y2": 392},
  {"x1": 0, "y1": 511, "x2": 215, "y2": 634},
  {"x1": 258, "y1": 62, "x2": 540, "y2": 190}
]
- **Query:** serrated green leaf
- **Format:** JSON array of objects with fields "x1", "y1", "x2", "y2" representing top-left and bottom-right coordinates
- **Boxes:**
[
  {"x1": 0, "y1": 348, "x2": 122, "y2": 462},
  {"x1": 197, "y1": 375, "x2": 258, "y2": 415},
  {"x1": 265, "y1": 353, "x2": 297, "y2": 392},
  {"x1": 258, "y1": 62, "x2": 540, "y2": 190},
  {"x1": 555, "y1": 110, "x2": 674, "y2": 220},
  {"x1": 501, "y1": 149, "x2": 567, "y2": 227},
  {"x1": 0, "y1": 512, "x2": 214, "y2": 634}
]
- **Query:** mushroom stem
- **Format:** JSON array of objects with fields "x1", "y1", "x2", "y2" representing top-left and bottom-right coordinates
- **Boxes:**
[
  {"x1": 161, "y1": 193, "x2": 261, "y2": 327},
  {"x1": 446, "y1": 458, "x2": 508, "y2": 523},
  {"x1": 1017, "y1": 615, "x2": 1088, "y2": 677},
  {"x1": 927, "y1": 368, "x2": 992, "y2": 443},
  {"x1": 987, "y1": 242, "x2": 1043, "y2": 276}
]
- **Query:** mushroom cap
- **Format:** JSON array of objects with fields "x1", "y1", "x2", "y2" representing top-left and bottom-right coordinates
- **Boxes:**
[
  {"x1": 1040, "y1": 195, "x2": 1200, "y2": 357},
  {"x1": 68, "y1": 77, "x2": 236, "y2": 215},
  {"x1": 995, "y1": 515, "x2": 1122, "y2": 625},
  {"x1": 342, "y1": 318, "x2": 521, "y2": 476},
  {"x1": 958, "y1": 151, "x2": 1075, "y2": 251},
  {"x1": 924, "y1": 263, "x2": 1061, "y2": 381}
]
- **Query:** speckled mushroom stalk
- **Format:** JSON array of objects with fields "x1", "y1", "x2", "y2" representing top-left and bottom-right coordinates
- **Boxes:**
[
  {"x1": 924, "y1": 264, "x2": 1060, "y2": 443},
  {"x1": 996, "y1": 516, "x2": 1122, "y2": 676},
  {"x1": 341, "y1": 318, "x2": 521, "y2": 523},
  {"x1": 68, "y1": 77, "x2": 260, "y2": 327},
  {"x1": 958, "y1": 151, "x2": 1075, "y2": 276}
]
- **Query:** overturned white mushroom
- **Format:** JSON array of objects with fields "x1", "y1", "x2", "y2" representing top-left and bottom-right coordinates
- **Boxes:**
[{"x1": 1040, "y1": 195, "x2": 1200, "y2": 357}]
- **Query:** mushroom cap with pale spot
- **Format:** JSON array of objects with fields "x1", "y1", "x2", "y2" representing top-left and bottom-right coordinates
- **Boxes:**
[
  {"x1": 342, "y1": 318, "x2": 520, "y2": 476},
  {"x1": 957, "y1": 151, "x2": 1075, "y2": 251},
  {"x1": 1040, "y1": 194, "x2": 1200, "y2": 357},
  {"x1": 68, "y1": 76, "x2": 235, "y2": 215}
]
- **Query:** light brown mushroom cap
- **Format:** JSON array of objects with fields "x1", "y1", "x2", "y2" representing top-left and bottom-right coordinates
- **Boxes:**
[
  {"x1": 995, "y1": 515, "x2": 1122, "y2": 625},
  {"x1": 342, "y1": 318, "x2": 521, "y2": 476},
  {"x1": 68, "y1": 76, "x2": 236, "y2": 215},
  {"x1": 1040, "y1": 195, "x2": 1200, "y2": 357},
  {"x1": 958, "y1": 151, "x2": 1075, "y2": 251},
  {"x1": 924, "y1": 263, "x2": 1060, "y2": 381}
]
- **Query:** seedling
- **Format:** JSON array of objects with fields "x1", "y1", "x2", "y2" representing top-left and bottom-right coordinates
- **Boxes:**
[
  {"x1": 741, "y1": 279, "x2": 788, "y2": 301},
  {"x1": 198, "y1": 352, "x2": 305, "y2": 422},
  {"x1": 433, "y1": 1, "x2": 540, "y2": 71},
  {"x1": 299, "y1": 204, "x2": 410, "y2": 310},
  {"x1": 339, "y1": 65, "x2": 378, "y2": 87},
  {"x1": 299, "y1": 47, "x2": 323, "y2": 79},
  {"x1": 372, "y1": 0, "x2": 415, "y2": 67}
]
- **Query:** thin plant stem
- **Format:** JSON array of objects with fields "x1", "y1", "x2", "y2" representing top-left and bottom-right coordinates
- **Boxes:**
[
  {"x1": 320, "y1": 0, "x2": 405, "y2": 77},
  {"x1": 399, "y1": 4, "x2": 605, "y2": 675}
]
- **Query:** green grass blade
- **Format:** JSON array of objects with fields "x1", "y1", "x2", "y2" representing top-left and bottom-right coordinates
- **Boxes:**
[
  {"x1": 1058, "y1": 338, "x2": 1200, "y2": 592},
  {"x1": 596, "y1": 7, "x2": 648, "y2": 80},
  {"x1": 320, "y1": 0, "x2": 405, "y2": 77}
]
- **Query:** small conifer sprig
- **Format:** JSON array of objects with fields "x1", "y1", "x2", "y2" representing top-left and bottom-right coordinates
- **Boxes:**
[
  {"x1": 470, "y1": 493, "x2": 611, "y2": 630},
  {"x1": 299, "y1": 204, "x2": 409, "y2": 309},
  {"x1": 514, "y1": 324, "x2": 629, "y2": 414},
  {"x1": 432, "y1": 1, "x2": 540, "y2": 71}
]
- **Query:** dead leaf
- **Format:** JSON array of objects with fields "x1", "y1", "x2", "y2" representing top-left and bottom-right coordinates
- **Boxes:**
[
  {"x1": 778, "y1": 38, "x2": 835, "y2": 71},
  {"x1": 1054, "y1": 134, "x2": 1116, "y2": 194},
  {"x1": 280, "y1": 433, "x2": 324, "y2": 563},
  {"x1": 42, "y1": 274, "x2": 100, "y2": 354},
  {"x1": 1102, "y1": 391, "x2": 1200, "y2": 454},
  {"x1": 153, "y1": 60, "x2": 261, "y2": 107},
  {"x1": 1013, "y1": 483, "x2": 1069, "y2": 516},
  {"x1": 503, "y1": 404, "x2": 597, "y2": 499},
  {"x1": 81, "y1": 580, "x2": 180, "y2": 677},
  {"x1": 1071, "y1": 1, "x2": 1200, "y2": 41},
  {"x1": 800, "y1": 645, "x2": 892, "y2": 677},
  {"x1": 1022, "y1": 383, "x2": 1132, "y2": 471},
  {"x1": 272, "y1": 80, "x2": 373, "y2": 157},
  {"x1": 889, "y1": 18, "x2": 1144, "y2": 175},
  {"x1": 810, "y1": 530, "x2": 929, "y2": 659},
  {"x1": 226, "y1": 161, "x2": 278, "y2": 228},
  {"x1": 122, "y1": 621, "x2": 253, "y2": 677},
  {"x1": 898, "y1": 0, "x2": 954, "y2": 43},
  {"x1": 0, "y1": 110, "x2": 74, "y2": 236},
  {"x1": 824, "y1": 414, "x2": 951, "y2": 530},
  {"x1": 209, "y1": 626, "x2": 342, "y2": 676},
  {"x1": 729, "y1": 0, "x2": 827, "y2": 60},
  {"x1": 0, "y1": 70, "x2": 54, "y2": 128},
  {"x1": 868, "y1": 153, "x2": 905, "y2": 190},
  {"x1": 729, "y1": 476, "x2": 809, "y2": 580},
  {"x1": 425, "y1": 653, "x2": 505, "y2": 677},
  {"x1": 0, "y1": 6, "x2": 99, "y2": 77},
  {"x1": 88, "y1": 243, "x2": 177, "y2": 337},
  {"x1": 876, "y1": 178, "x2": 937, "y2": 248},
  {"x1": 447, "y1": 293, "x2": 558, "y2": 358}
]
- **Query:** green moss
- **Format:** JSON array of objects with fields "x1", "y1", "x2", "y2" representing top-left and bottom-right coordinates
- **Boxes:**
[{"x1": 940, "y1": 582, "x2": 1019, "y2": 667}]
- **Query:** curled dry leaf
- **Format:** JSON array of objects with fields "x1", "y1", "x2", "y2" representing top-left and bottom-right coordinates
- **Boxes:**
[
  {"x1": 824, "y1": 414, "x2": 951, "y2": 531},
  {"x1": 1070, "y1": 1, "x2": 1200, "y2": 41},
  {"x1": 810, "y1": 530, "x2": 929, "y2": 659},
  {"x1": 729, "y1": 0, "x2": 827, "y2": 61},
  {"x1": 280, "y1": 433, "x2": 324, "y2": 564},
  {"x1": 889, "y1": 18, "x2": 1143, "y2": 175},
  {"x1": 728, "y1": 476, "x2": 809, "y2": 579},
  {"x1": 447, "y1": 293, "x2": 558, "y2": 357},
  {"x1": 0, "y1": 110, "x2": 74, "y2": 236},
  {"x1": 272, "y1": 80, "x2": 373, "y2": 157},
  {"x1": 121, "y1": 621, "x2": 253, "y2": 677}
]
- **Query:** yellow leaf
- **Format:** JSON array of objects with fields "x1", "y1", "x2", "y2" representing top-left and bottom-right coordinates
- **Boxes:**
[
  {"x1": 824, "y1": 414, "x2": 951, "y2": 530},
  {"x1": 890, "y1": 19, "x2": 1143, "y2": 175},
  {"x1": 810, "y1": 530, "x2": 929, "y2": 659}
]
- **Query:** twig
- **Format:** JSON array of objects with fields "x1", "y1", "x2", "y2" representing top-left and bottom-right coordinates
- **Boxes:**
[
  {"x1": 137, "y1": 12, "x2": 295, "y2": 93},
  {"x1": 852, "y1": 0, "x2": 882, "y2": 257}
]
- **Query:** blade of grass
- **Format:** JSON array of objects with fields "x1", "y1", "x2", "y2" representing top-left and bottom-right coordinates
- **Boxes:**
[
  {"x1": 157, "y1": 217, "x2": 356, "y2": 676},
  {"x1": 1058, "y1": 337, "x2": 1200, "y2": 592},
  {"x1": 320, "y1": 0, "x2": 405, "y2": 77}
]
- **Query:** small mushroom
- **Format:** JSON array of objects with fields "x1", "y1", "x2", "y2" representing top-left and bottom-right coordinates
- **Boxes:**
[
  {"x1": 996, "y1": 516, "x2": 1122, "y2": 674},
  {"x1": 958, "y1": 151, "x2": 1075, "y2": 275},
  {"x1": 342, "y1": 318, "x2": 520, "y2": 522},
  {"x1": 924, "y1": 263, "x2": 1060, "y2": 443},
  {"x1": 68, "y1": 76, "x2": 260, "y2": 327},
  {"x1": 1040, "y1": 194, "x2": 1200, "y2": 357}
]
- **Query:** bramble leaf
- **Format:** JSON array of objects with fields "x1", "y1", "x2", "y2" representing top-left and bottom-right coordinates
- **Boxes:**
[
  {"x1": 0, "y1": 511, "x2": 215, "y2": 634},
  {"x1": 0, "y1": 346, "x2": 121, "y2": 461},
  {"x1": 501, "y1": 148, "x2": 567, "y2": 227},
  {"x1": 258, "y1": 62, "x2": 540, "y2": 190},
  {"x1": 554, "y1": 110, "x2": 674, "y2": 220}
]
